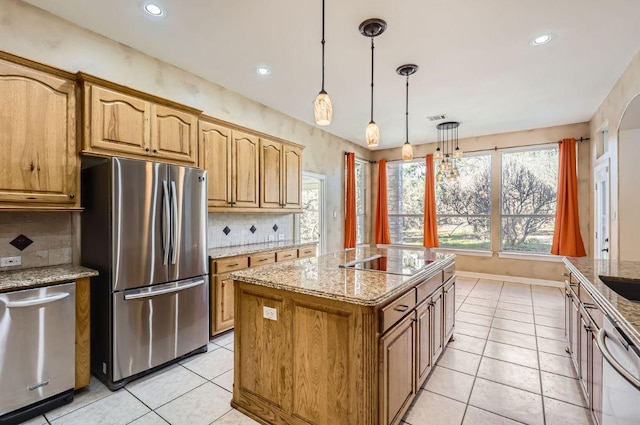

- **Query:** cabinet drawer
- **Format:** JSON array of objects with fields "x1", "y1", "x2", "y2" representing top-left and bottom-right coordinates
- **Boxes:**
[
  {"x1": 250, "y1": 252, "x2": 276, "y2": 267},
  {"x1": 416, "y1": 273, "x2": 443, "y2": 304},
  {"x1": 215, "y1": 257, "x2": 249, "y2": 274},
  {"x1": 443, "y1": 263, "x2": 455, "y2": 282},
  {"x1": 298, "y1": 246, "x2": 316, "y2": 258},
  {"x1": 381, "y1": 289, "x2": 417, "y2": 333},
  {"x1": 276, "y1": 249, "x2": 298, "y2": 262},
  {"x1": 579, "y1": 286, "x2": 603, "y2": 330}
]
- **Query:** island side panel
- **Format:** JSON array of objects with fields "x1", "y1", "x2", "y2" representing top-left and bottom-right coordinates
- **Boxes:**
[{"x1": 232, "y1": 280, "x2": 378, "y2": 425}]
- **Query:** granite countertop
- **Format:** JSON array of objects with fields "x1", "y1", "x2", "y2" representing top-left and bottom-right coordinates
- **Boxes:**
[
  {"x1": 564, "y1": 257, "x2": 640, "y2": 346},
  {"x1": 230, "y1": 246, "x2": 455, "y2": 306},
  {"x1": 208, "y1": 240, "x2": 318, "y2": 259},
  {"x1": 0, "y1": 265, "x2": 99, "y2": 294}
]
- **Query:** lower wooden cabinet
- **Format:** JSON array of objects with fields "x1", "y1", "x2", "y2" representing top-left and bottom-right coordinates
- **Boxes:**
[
  {"x1": 415, "y1": 300, "x2": 432, "y2": 387},
  {"x1": 214, "y1": 273, "x2": 235, "y2": 333},
  {"x1": 380, "y1": 313, "x2": 416, "y2": 425},
  {"x1": 75, "y1": 277, "x2": 91, "y2": 389},
  {"x1": 444, "y1": 279, "x2": 455, "y2": 342},
  {"x1": 431, "y1": 289, "x2": 444, "y2": 364}
]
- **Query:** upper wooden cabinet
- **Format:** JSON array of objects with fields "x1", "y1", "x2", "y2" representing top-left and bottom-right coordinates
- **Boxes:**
[
  {"x1": 199, "y1": 116, "x2": 302, "y2": 213},
  {"x1": 260, "y1": 139, "x2": 302, "y2": 210},
  {"x1": 79, "y1": 74, "x2": 199, "y2": 166},
  {"x1": 0, "y1": 53, "x2": 80, "y2": 210}
]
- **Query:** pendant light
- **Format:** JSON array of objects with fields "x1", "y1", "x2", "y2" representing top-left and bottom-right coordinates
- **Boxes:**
[
  {"x1": 359, "y1": 18, "x2": 387, "y2": 147},
  {"x1": 314, "y1": 0, "x2": 332, "y2": 126},
  {"x1": 397, "y1": 64, "x2": 418, "y2": 161},
  {"x1": 434, "y1": 121, "x2": 463, "y2": 183}
]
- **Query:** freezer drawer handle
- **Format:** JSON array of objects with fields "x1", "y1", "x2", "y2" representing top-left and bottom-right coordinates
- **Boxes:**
[
  {"x1": 596, "y1": 328, "x2": 640, "y2": 389},
  {"x1": 4, "y1": 292, "x2": 70, "y2": 308},
  {"x1": 124, "y1": 279, "x2": 205, "y2": 301}
]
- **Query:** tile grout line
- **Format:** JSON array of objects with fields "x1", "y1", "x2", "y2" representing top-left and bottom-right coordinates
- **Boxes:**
[{"x1": 531, "y1": 282, "x2": 548, "y2": 425}]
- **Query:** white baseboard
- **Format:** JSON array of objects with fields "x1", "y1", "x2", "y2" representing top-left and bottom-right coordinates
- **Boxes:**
[{"x1": 456, "y1": 270, "x2": 564, "y2": 288}]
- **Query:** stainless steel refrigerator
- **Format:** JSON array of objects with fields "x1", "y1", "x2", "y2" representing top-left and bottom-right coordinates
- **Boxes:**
[{"x1": 81, "y1": 157, "x2": 209, "y2": 390}]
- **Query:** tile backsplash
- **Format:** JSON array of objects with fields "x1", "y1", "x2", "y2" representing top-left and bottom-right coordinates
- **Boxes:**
[
  {"x1": 208, "y1": 213, "x2": 294, "y2": 248},
  {"x1": 0, "y1": 212, "x2": 73, "y2": 270}
]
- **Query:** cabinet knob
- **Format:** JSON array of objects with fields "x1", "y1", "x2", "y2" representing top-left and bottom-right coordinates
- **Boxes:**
[
  {"x1": 68, "y1": 194, "x2": 75, "y2": 199},
  {"x1": 153, "y1": 149, "x2": 158, "y2": 153},
  {"x1": 145, "y1": 148, "x2": 150, "y2": 152}
]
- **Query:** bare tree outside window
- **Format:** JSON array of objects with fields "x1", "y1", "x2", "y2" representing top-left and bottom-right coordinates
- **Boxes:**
[{"x1": 355, "y1": 161, "x2": 367, "y2": 244}]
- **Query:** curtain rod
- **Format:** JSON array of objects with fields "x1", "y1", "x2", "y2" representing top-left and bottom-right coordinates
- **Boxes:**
[
  {"x1": 344, "y1": 152, "x2": 377, "y2": 163},
  {"x1": 366, "y1": 136, "x2": 590, "y2": 164}
]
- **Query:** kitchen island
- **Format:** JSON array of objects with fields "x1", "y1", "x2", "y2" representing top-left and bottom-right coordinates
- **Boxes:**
[{"x1": 229, "y1": 247, "x2": 455, "y2": 425}]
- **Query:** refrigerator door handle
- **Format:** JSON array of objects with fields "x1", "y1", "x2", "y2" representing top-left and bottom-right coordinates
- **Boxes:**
[
  {"x1": 3, "y1": 292, "x2": 70, "y2": 308},
  {"x1": 170, "y1": 180, "x2": 178, "y2": 265},
  {"x1": 162, "y1": 180, "x2": 170, "y2": 266},
  {"x1": 123, "y1": 278, "x2": 205, "y2": 300}
]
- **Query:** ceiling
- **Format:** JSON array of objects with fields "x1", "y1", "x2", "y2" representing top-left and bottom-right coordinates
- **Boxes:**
[{"x1": 22, "y1": 0, "x2": 640, "y2": 149}]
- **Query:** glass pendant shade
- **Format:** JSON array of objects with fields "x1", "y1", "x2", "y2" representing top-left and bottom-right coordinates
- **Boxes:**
[
  {"x1": 436, "y1": 172, "x2": 444, "y2": 183},
  {"x1": 434, "y1": 148, "x2": 443, "y2": 161},
  {"x1": 439, "y1": 161, "x2": 447, "y2": 171},
  {"x1": 447, "y1": 172, "x2": 456, "y2": 182},
  {"x1": 453, "y1": 147, "x2": 463, "y2": 159},
  {"x1": 366, "y1": 121, "x2": 380, "y2": 147},
  {"x1": 402, "y1": 142, "x2": 413, "y2": 161},
  {"x1": 314, "y1": 91, "x2": 332, "y2": 126}
]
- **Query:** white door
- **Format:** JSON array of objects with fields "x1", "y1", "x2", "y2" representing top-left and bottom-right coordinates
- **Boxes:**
[
  {"x1": 594, "y1": 160, "x2": 610, "y2": 259},
  {"x1": 298, "y1": 173, "x2": 326, "y2": 254}
]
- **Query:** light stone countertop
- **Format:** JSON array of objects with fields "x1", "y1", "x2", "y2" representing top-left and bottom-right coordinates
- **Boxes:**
[
  {"x1": 0, "y1": 265, "x2": 99, "y2": 294},
  {"x1": 564, "y1": 257, "x2": 640, "y2": 346},
  {"x1": 230, "y1": 247, "x2": 455, "y2": 307},
  {"x1": 208, "y1": 240, "x2": 317, "y2": 259}
]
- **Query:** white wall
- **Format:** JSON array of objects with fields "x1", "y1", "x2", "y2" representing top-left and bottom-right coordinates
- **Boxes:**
[{"x1": 618, "y1": 127, "x2": 640, "y2": 260}]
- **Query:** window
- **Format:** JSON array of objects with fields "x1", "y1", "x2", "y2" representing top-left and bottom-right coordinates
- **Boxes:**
[
  {"x1": 436, "y1": 155, "x2": 491, "y2": 250},
  {"x1": 500, "y1": 146, "x2": 559, "y2": 252},
  {"x1": 355, "y1": 159, "x2": 367, "y2": 244},
  {"x1": 387, "y1": 160, "x2": 426, "y2": 245}
]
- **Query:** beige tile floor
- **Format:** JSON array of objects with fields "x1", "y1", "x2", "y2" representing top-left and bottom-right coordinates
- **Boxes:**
[{"x1": 22, "y1": 278, "x2": 592, "y2": 425}]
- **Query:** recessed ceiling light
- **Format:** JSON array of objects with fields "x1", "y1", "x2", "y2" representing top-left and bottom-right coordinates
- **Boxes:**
[
  {"x1": 142, "y1": 2, "x2": 165, "y2": 17},
  {"x1": 530, "y1": 34, "x2": 554, "y2": 46},
  {"x1": 256, "y1": 66, "x2": 271, "y2": 76}
]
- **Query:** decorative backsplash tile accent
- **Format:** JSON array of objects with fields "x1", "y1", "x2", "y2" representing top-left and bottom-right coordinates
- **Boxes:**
[
  {"x1": 208, "y1": 213, "x2": 294, "y2": 248},
  {"x1": 0, "y1": 212, "x2": 73, "y2": 270},
  {"x1": 10, "y1": 234, "x2": 33, "y2": 251}
]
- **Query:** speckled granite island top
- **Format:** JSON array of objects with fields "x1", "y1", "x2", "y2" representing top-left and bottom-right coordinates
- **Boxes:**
[
  {"x1": 0, "y1": 265, "x2": 99, "y2": 294},
  {"x1": 230, "y1": 247, "x2": 455, "y2": 306},
  {"x1": 564, "y1": 257, "x2": 640, "y2": 346},
  {"x1": 207, "y1": 240, "x2": 317, "y2": 259}
]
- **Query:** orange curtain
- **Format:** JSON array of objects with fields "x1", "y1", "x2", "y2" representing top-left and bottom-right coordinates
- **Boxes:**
[
  {"x1": 551, "y1": 139, "x2": 586, "y2": 257},
  {"x1": 344, "y1": 153, "x2": 357, "y2": 249},
  {"x1": 376, "y1": 160, "x2": 391, "y2": 244},
  {"x1": 424, "y1": 154, "x2": 439, "y2": 248}
]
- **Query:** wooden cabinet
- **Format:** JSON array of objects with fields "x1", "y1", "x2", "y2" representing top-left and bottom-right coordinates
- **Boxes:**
[
  {"x1": 214, "y1": 273, "x2": 235, "y2": 333},
  {"x1": 232, "y1": 130, "x2": 260, "y2": 208},
  {"x1": 260, "y1": 139, "x2": 302, "y2": 209},
  {"x1": 444, "y1": 279, "x2": 455, "y2": 342},
  {"x1": 415, "y1": 300, "x2": 432, "y2": 387},
  {"x1": 75, "y1": 277, "x2": 91, "y2": 389},
  {"x1": 380, "y1": 313, "x2": 416, "y2": 425},
  {"x1": 79, "y1": 74, "x2": 199, "y2": 166},
  {"x1": 431, "y1": 289, "x2": 444, "y2": 364},
  {"x1": 0, "y1": 53, "x2": 79, "y2": 209}
]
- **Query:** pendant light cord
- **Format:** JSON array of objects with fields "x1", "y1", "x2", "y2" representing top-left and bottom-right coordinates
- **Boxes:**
[
  {"x1": 370, "y1": 37, "x2": 374, "y2": 122},
  {"x1": 405, "y1": 75, "x2": 409, "y2": 143},
  {"x1": 321, "y1": 0, "x2": 326, "y2": 92}
]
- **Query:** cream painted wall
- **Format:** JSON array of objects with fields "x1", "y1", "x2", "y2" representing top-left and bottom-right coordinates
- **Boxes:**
[
  {"x1": 0, "y1": 0, "x2": 373, "y2": 254},
  {"x1": 370, "y1": 123, "x2": 591, "y2": 281},
  {"x1": 589, "y1": 48, "x2": 640, "y2": 261},
  {"x1": 618, "y1": 128, "x2": 640, "y2": 260}
]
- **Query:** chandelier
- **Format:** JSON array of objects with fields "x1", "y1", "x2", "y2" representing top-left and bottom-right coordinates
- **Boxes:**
[{"x1": 434, "y1": 121, "x2": 463, "y2": 182}]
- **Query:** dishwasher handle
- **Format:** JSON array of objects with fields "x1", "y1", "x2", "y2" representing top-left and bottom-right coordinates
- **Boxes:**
[
  {"x1": 4, "y1": 292, "x2": 70, "y2": 308},
  {"x1": 124, "y1": 279, "x2": 205, "y2": 301},
  {"x1": 596, "y1": 327, "x2": 640, "y2": 389}
]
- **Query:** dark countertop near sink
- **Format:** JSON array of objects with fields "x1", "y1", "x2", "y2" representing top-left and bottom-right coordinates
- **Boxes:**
[
  {"x1": 207, "y1": 240, "x2": 318, "y2": 259},
  {"x1": 0, "y1": 264, "x2": 99, "y2": 294},
  {"x1": 564, "y1": 257, "x2": 640, "y2": 346}
]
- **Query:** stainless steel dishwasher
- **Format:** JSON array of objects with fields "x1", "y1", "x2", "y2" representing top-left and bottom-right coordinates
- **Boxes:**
[{"x1": 0, "y1": 281, "x2": 76, "y2": 425}]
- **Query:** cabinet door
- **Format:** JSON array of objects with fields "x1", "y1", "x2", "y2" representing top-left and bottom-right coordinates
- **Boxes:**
[
  {"x1": 199, "y1": 121, "x2": 232, "y2": 207},
  {"x1": 151, "y1": 105, "x2": 197, "y2": 165},
  {"x1": 282, "y1": 144, "x2": 302, "y2": 208},
  {"x1": 444, "y1": 280, "x2": 455, "y2": 342},
  {"x1": 0, "y1": 60, "x2": 78, "y2": 205},
  {"x1": 570, "y1": 295, "x2": 580, "y2": 370},
  {"x1": 579, "y1": 312, "x2": 590, "y2": 399},
  {"x1": 260, "y1": 139, "x2": 283, "y2": 208},
  {"x1": 431, "y1": 290, "x2": 444, "y2": 364},
  {"x1": 89, "y1": 85, "x2": 151, "y2": 156},
  {"x1": 591, "y1": 326, "x2": 603, "y2": 425},
  {"x1": 380, "y1": 313, "x2": 416, "y2": 425},
  {"x1": 232, "y1": 131, "x2": 260, "y2": 208},
  {"x1": 415, "y1": 301, "x2": 431, "y2": 388},
  {"x1": 213, "y1": 273, "x2": 235, "y2": 335}
]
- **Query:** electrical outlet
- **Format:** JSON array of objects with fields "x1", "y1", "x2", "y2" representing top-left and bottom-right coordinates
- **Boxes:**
[
  {"x1": 278, "y1": 234, "x2": 285, "y2": 241},
  {"x1": 263, "y1": 306, "x2": 277, "y2": 321},
  {"x1": 0, "y1": 256, "x2": 21, "y2": 267},
  {"x1": 268, "y1": 235, "x2": 275, "y2": 241}
]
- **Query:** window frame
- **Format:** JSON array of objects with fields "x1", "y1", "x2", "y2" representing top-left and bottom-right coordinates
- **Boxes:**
[{"x1": 386, "y1": 158, "x2": 426, "y2": 246}]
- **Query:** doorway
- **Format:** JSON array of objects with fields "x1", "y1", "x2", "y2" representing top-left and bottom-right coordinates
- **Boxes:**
[
  {"x1": 594, "y1": 160, "x2": 610, "y2": 259},
  {"x1": 298, "y1": 172, "x2": 326, "y2": 254}
]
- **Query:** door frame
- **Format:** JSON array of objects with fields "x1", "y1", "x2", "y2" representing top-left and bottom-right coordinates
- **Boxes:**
[
  {"x1": 296, "y1": 171, "x2": 327, "y2": 254},
  {"x1": 594, "y1": 158, "x2": 611, "y2": 259}
]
